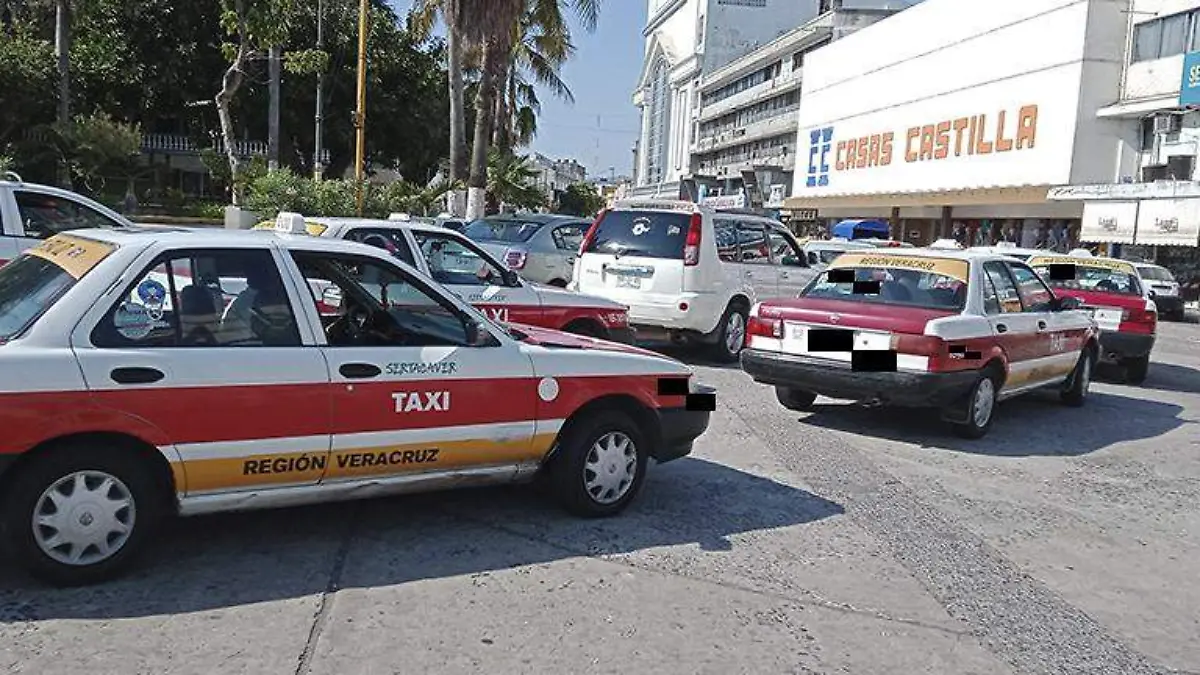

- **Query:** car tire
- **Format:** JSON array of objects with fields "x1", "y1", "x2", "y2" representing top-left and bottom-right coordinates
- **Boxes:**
[
  {"x1": 1169, "y1": 309, "x2": 1186, "y2": 322},
  {"x1": 2, "y1": 444, "x2": 166, "y2": 587},
  {"x1": 547, "y1": 279, "x2": 569, "y2": 288},
  {"x1": 709, "y1": 303, "x2": 748, "y2": 363},
  {"x1": 547, "y1": 410, "x2": 649, "y2": 518},
  {"x1": 1060, "y1": 349, "x2": 1094, "y2": 407},
  {"x1": 1124, "y1": 355, "x2": 1150, "y2": 385},
  {"x1": 951, "y1": 371, "x2": 999, "y2": 439},
  {"x1": 563, "y1": 319, "x2": 606, "y2": 339},
  {"x1": 775, "y1": 386, "x2": 817, "y2": 412}
]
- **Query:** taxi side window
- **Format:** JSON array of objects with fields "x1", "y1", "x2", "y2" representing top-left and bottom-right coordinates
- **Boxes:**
[
  {"x1": 981, "y1": 274, "x2": 1002, "y2": 315},
  {"x1": 291, "y1": 251, "x2": 473, "y2": 348},
  {"x1": 15, "y1": 191, "x2": 124, "y2": 240},
  {"x1": 736, "y1": 221, "x2": 773, "y2": 264},
  {"x1": 92, "y1": 249, "x2": 301, "y2": 348},
  {"x1": 714, "y1": 218, "x2": 738, "y2": 263},
  {"x1": 768, "y1": 229, "x2": 803, "y2": 264},
  {"x1": 410, "y1": 231, "x2": 512, "y2": 287},
  {"x1": 982, "y1": 262, "x2": 1023, "y2": 314},
  {"x1": 344, "y1": 228, "x2": 416, "y2": 266},
  {"x1": 551, "y1": 223, "x2": 586, "y2": 251},
  {"x1": 1006, "y1": 262, "x2": 1055, "y2": 312}
]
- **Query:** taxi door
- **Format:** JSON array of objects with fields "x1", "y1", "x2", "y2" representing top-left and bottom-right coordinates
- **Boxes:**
[
  {"x1": 980, "y1": 261, "x2": 1045, "y2": 391},
  {"x1": 1005, "y1": 261, "x2": 1078, "y2": 382},
  {"x1": 406, "y1": 228, "x2": 544, "y2": 326},
  {"x1": 284, "y1": 248, "x2": 540, "y2": 484},
  {"x1": 733, "y1": 220, "x2": 780, "y2": 298},
  {"x1": 71, "y1": 245, "x2": 334, "y2": 496}
]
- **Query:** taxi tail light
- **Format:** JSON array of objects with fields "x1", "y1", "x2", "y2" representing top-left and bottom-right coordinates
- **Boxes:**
[
  {"x1": 1121, "y1": 301, "x2": 1157, "y2": 334},
  {"x1": 746, "y1": 314, "x2": 782, "y2": 347},
  {"x1": 683, "y1": 212, "x2": 702, "y2": 266},
  {"x1": 504, "y1": 248, "x2": 528, "y2": 270},
  {"x1": 579, "y1": 209, "x2": 607, "y2": 256},
  {"x1": 890, "y1": 333, "x2": 949, "y2": 372}
]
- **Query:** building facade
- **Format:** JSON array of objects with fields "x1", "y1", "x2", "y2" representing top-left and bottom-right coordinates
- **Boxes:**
[
  {"x1": 786, "y1": 0, "x2": 1128, "y2": 249},
  {"x1": 630, "y1": 0, "x2": 839, "y2": 197},
  {"x1": 690, "y1": 1, "x2": 915, "y2": 211},
  {"x1": 1047, "y1": 0, "x2": 1200, "y2": 299},
  {"x1": 529, "y1": 153, "x2": 588, "y2": 202}
]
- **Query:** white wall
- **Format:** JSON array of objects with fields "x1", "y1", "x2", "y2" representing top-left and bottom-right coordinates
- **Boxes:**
[
  {"x1": 702, "y1": 0, "x2": 821, "y2": 73},
  {"x1": 1122, "y1": 0, "x2": 1200, "y2": 99},
  {"x1": 793, "y1": 0, "x2": 1126, "y2": 198}
]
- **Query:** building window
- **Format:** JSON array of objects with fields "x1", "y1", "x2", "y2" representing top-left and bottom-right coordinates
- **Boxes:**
[
  {"x1": 1132, "y1": 10, "x2": 1200, "y2": 62},
  {"x1": 645, "y1": 57, "x2": 671, "y2": 184}
]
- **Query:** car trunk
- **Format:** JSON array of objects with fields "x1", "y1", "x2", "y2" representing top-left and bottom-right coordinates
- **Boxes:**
[
  {"x1": 1056, "y1": 289, "x2": 1153, "y2": 333},
  {"x1": 575, "y1": 210, "x2": 688, "y2": 302}
]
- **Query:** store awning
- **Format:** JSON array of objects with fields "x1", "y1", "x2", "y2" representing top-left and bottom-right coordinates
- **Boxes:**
[
  {"x1": 783, "y1": 185, "x2": 1057, "y2": 210},
  {"x1": 1095, "y1": 95, "x2": 1180, "y2": 119},
  {"x1": 832, "y1": 219, "x2": 890, "y2": 238},
  {"x1": 1078, "y1": 201, "x2": 1137, "y2": 244}
]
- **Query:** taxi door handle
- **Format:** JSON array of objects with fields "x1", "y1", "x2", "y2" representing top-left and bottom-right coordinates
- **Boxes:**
[
  {"x1": 339, "y1": 363, "x2": 381, "y2": 379},
  {"x1": 995, "y1": 323, "x2": 1008, "y2": 334},
  {"x1": 1037, "y1": 321, "x2": 1048, "y2": 331},
  {"x1": 110, "y1": 367, "x2": 164, "y2": 385}
]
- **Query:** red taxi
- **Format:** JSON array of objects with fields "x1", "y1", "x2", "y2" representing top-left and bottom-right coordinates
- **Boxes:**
[
  {"x1": 253, "y1": 215, "x2": 634, "y2": 343},
  {"x1": 740, "y1": 249, "x2": 1098, "y2": 438},
  {"x1": 1025, "y1": 253, "x2": 1156, "y2": 384}
]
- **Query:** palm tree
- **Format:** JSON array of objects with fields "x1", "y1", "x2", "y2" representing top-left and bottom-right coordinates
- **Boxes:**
[
  {"x1": 493, "y1": 3, "x2": 575, "y2": 153},
  {"x1": 486, "y1": 148, "x2": 544, "y2": 212},
  {"x1": 411, "y1": 0, "x2": 469, "y2": 215},
  {"x1": 458, "y1": 0, "x2": 599, "y2": 219}
]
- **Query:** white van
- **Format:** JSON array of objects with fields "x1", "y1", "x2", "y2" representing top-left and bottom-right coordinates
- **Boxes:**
[{"x1": 570, "y1": 199, "x2": 814, "y2": 361}]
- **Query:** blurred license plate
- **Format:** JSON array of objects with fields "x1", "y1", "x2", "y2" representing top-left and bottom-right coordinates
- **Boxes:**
[{"x1": 615, "y1": 276, "x2": 641, "y2": 289}]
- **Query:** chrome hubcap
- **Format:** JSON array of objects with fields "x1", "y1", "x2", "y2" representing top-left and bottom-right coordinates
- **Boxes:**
[
  {"x1": 583, "y1": 431, "x2": 637, "y2": 505},
  {"x1": 725, "y1": 313, "x2": 746, "y2": 354},
  {"x1": 972, "y1": 378, "x2": 996, "y2": 428},
  {"x1": 32, "y1": 471, "x2": 136, "y2": 566}
]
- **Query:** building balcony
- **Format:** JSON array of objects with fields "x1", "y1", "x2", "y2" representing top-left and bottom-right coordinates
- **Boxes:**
[
  {"x1": 695, "y1": 147, "x2": 796, "y2": 179},
  {"x1": 697, "y1": 69, "x2": 804, "y2": 123},
  {"x1": 694, "y1": 111, "x2": 800, "y2": 154}
]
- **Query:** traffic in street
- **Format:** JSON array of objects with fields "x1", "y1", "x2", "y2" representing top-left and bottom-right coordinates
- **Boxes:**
[{"x1": 1, "y1": 307, "x2": 1196, "y2": 674}]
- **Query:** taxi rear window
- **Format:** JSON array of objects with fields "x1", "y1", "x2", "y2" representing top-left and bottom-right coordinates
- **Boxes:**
[
  {"x1": 802, "y1": 253, "x2": 969, "y2": 311},
  {"x1": 1028, "y1": 257, "x2": 1143, "y2": 296},
  {"x1": 0, "y1": 235, "x2": 117, "y2": 341}
]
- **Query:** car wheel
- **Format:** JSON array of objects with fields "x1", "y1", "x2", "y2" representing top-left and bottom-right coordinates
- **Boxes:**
[
  {"x1": 710, "y1": 303, "x2": 748, "y2": 363},
  {"x1": 2, "y1": 445, "x2": 166, "y2": 587},
  {"x1": 775, "y1": 386, "x2": 817, "y2": 412},
  {"x1": 951, "y1": 372, "x2": 999, "y2": 439},
  {"x1": 1124, "y1": 355, "x2": 1150, "y2": 385},
  {"x1": 1060, "y1": 349, "x2": 1093, "y2": 407},
  {"x1": 563, "y1": 319, "x2": 606, "y2": 339},
  {"x1": 547, "y1": 279, "x2": 569, "y2": 288},
  {"x1": 1170, "y1": 309, "x2": 1186, "y2": 322},
  {"x1": 547, "y1": 410, "x2": 649, "y2": 518}
]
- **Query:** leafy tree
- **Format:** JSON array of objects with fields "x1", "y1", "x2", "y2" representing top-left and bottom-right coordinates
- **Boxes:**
[
  {"x1": 556, "y1": 181, "x2": 603, "y2": 217},
  {"x1": 0, "y1": 29, "x2": 55, "y2": 152},
  {"x1": 64, "y1": 111, "x2": 142, "y2": 193}
]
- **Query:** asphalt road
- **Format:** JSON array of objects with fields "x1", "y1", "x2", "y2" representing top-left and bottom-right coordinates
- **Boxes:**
[{"x1": 2, "y1": 316, "x2": 1198, "y2": 675}]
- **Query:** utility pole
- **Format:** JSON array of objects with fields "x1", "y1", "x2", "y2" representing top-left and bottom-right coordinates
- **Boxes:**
[
  {"x1": 313, "y1": 0, "x2": 325, "y2": 180},
  {"x1": 353, "y1": 0, "x2": 369, "y2": 215},
  {"x1": 268, "y1": 45, "x2": 281, "y2": 170}
]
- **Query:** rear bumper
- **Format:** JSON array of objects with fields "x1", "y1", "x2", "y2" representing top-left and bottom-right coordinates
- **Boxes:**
[
  {"x1": 740, "y1": 348, "x2": 978, "y2": 407},
  {"x1": 1098, "y1": 331, "x2": 1155, "y2": 361},
  {"x1": 623, "y1": 293, "x2": 727, "y2": 336},
  {"x1": 1151, "y1": 295, "x2": 1184, "y2": 315},
  {"x1": 652, "y1": 384, "x2": 715, "y2": 463}
]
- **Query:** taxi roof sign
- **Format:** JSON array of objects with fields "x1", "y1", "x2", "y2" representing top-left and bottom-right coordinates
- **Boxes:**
[
  {"x1": 388, "y1": 212, "x2": 412, "y2": 221},
  {"x1": 275, "y1": 211, "x2": 308, "y2": 235}
]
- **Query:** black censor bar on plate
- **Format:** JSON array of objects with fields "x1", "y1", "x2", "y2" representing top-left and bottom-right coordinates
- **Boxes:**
[
  {"x1": 808, "y1": 328, "x2": 898, "y2": 372},
  {"x1": 826, "y1": 269, "x2": 881, "y2": 295},
  {"x1": 949, "y1": 344, "x2": 982, "y2": 360},
  {"x1": 657, "y1": 377, "x2": 716, "y2": 411}
]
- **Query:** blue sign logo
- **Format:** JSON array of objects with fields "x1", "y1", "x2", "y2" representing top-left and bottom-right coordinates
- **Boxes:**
[
  {"x1": 806, "y1": 126, "x2": 834, "y2": 188},
  {"x1": 1182, "y1": 51, "x2": 1200, "y2": 106}
]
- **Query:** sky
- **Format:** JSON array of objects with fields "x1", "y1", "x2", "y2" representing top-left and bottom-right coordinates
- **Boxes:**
[{"x1": 390, "y1": 1, "x2": 647, "y2": 180}]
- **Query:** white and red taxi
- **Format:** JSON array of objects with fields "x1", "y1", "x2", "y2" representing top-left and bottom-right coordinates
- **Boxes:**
[
  {"x1": 0, "y1": 220, "x2": 714, "y2": 586},
  {"x1": 252, "y1": 215, "x2": 634, "y2": 343},
  {"x1": 1025, "y1": 252, "x2": 1157, "y2": 383},
  {"x1": 740, "y1": 249, "x2": 1098, "y2": 438}
]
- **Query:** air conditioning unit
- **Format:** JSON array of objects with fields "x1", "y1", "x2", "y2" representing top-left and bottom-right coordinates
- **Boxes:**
[
  {"x1": 1142, "y1": 164, "x2": 1170, "y2": 182},
  {"x1": 1153, "y1": 113, "x2": 1182, "y2": 135}
]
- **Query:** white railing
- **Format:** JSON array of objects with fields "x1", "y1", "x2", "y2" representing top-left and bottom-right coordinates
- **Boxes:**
[{"x1": 141, "y1": 133, "x2": 331, "y2": 163}]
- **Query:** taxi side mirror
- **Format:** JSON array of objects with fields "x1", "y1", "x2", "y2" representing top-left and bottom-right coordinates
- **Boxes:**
[
  {"x1": 807, "y1": 251, "x2": 821, "y2": 266},
  {"x1": 501, "y1": 269, "x2": 521, "y2": 287},
  {"x1": 465, "y1": 319, "x2": 499, "y2": 347},
  {"x1": 1052, "y1": 295, "x2": 1081, "y2": 312}
]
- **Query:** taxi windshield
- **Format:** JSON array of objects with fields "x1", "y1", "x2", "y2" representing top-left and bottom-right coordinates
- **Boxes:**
[
  {"x1": 463, "y1": 219, "x2": 543, "y2": 243},
  {"x1": 0, "y1": 255, "x2": 79, "y2": 341},
  {"x1": 803, "y1": 266, "x2": 968, "y2": 311},
  {"x1": 1032, "y1": 264, "x2": 1143, "y2": 296}
]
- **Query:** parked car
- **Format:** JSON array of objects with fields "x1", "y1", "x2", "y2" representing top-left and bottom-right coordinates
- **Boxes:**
[
  {"x1": 802, "y1": 239, "x2": 877, "y2": 273},
  {"x1": 1027, "y1": 252, "x2": 1158, "y2": 383},
  {"x1": 461, "y1": 214, "x2": 593, "y2": 287},
  {"x1": 1133, "y1": 262, "x2": 1185, "y2": 321},
  {"x1": 251, "y1": 215, "x2": 636, "y2": 343},
  {"x1": 570, "y1": 199, "x2": 814, "y2": 362},
  {"x1": 0, "y1": 172, "x2": 132, "y2": 265},
  {"x1": 741, "y1": 248, "x2": 1098, "y2": 438},
  {"x1": 0, "y1": 221, "x2": 714, "y2": 585}
]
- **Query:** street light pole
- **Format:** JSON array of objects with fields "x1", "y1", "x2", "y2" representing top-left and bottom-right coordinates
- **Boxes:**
[
  {"x1": 313, "y1": 0, "x2": 325, "y2": 180},
  {"x1": 353, "y1": 0, "x2": 369, "y2": 215}
]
